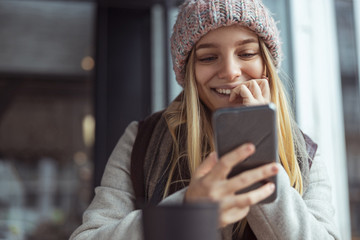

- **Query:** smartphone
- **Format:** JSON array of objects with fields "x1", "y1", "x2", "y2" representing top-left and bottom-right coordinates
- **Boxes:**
[{"x1": 212, "y1": 103, "x2": 278, "y2": 203}]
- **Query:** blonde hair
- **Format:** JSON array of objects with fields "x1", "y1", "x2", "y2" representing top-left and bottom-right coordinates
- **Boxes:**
[
  {"x1": 163, "y1": 48, "x2": 214, "y2": 197},
  {"x1": 163, "y1": 38, "x2": 307, "y2": 204}
]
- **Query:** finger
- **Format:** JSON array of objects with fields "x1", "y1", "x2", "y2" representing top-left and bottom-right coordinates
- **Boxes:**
[
  {"x1": 245, "y1": 80, "x2": 261, "y2": 99},
  {"x1": 229, "y1": 85, "x2": 242, "y2": 102},
  {"x1": 256, "y1": 79, "x2": 271, "y2": 102},
  {"x1": 209, "y1": 143, "x2": 255, "y2": 179},
  {"x1": 239, "y1": 84, "x2": 255, "y2": 105},
  {"x1": 229, "y1": 80, "x2": 265, "y2": 103},
  {"x1": 219, "y1": 206, "x2": 250, "y2": 228},
  {"x1": 193, "y1": 152, "x2": 218, "y2": 179},
  {"x1": 222, "y1": 162, "x2": 279, "y2": 195},
  {"x1": 220, "y1": 182, "x2": 276, "y2": 211}
]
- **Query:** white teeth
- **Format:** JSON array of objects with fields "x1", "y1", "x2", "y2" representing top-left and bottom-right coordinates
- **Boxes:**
[{"x1": 215, "y1": 88, "x2": 231, "y2": 95}]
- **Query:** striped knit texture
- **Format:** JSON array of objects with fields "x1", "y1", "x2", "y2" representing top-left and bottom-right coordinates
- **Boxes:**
[{"x1": 170, "y1": 0, "x2": 282, "y2": 86}]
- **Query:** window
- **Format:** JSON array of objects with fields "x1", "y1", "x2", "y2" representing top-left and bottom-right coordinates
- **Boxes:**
[
  {"x1": 336, "y1": 0, "x2": 360, "y2": 238},
  {"x1": 0, "y1": 1, "x2": 95, "y2": 239}
]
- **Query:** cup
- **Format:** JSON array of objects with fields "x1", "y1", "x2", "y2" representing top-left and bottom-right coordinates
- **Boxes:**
[{"x1": 143, "y1": 202, "x2": 219, "y2": 240}]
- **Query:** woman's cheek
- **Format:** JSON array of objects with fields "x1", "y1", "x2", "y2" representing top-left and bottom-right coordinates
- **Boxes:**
[
  {"x1": 195, "y1": 65, "x2": 205, "y2": 83},
  {"x1": 195, "y1": 65, "x2": 215, "y2": 85}
]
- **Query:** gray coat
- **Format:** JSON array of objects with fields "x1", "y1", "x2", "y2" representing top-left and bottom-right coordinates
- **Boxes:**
[{"x1": 70, "y1": 122, "x2": 340, "y2": 240}]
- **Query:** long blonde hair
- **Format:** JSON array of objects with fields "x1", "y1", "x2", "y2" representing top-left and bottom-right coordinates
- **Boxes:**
[{"x1": 163, "y1": 38, "x2": 307, "y2": 198}]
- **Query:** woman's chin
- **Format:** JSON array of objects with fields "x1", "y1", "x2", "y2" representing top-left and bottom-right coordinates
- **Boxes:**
[{"x1": 213, "y1": 101, "x2": 244, "y2": 110}]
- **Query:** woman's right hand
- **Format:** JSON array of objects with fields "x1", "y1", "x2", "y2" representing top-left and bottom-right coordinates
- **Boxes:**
[{"x1": 184, "y1": 143, "x2": 279, "y2": 228}]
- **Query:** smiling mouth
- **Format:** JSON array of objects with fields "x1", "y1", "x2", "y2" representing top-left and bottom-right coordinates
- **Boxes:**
[{"x1": 214, "y1": 88, "x2": 232, "y2": 95}]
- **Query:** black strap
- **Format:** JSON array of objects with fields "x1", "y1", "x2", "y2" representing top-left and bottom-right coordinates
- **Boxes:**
[{"x1": 130, "y1": 111, "x2": 164, "y2": 209}]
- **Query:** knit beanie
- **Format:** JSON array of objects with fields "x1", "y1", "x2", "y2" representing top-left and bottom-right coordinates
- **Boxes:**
[{"x1": 170, "y1": 0, "x2": 282, "y2": 86}]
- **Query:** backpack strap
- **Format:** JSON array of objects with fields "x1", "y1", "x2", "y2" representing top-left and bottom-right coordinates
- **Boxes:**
[{"x1": 130, "y1": 110, "x2": 165, "y2": 209}]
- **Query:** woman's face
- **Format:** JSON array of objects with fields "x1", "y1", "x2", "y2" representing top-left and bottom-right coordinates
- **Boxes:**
[{"x1": 194, "y1": 25, "x2": 265, "y2": 111}]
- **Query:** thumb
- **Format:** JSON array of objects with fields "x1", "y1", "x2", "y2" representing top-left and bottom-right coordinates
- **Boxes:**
[{"x1": 194, "y1": 152, "x2": 218, "y2": 178}]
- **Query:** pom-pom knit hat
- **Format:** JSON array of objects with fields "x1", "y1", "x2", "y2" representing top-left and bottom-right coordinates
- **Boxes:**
[{"x1": 170, "y1": 0, "x2": 282, "y2": 86}]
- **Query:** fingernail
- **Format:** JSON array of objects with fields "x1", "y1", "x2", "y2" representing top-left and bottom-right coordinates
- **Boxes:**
[
  {"x1": 247, "y1": 143, "x2": 255, "y2": 152},
  {"x1": 268, "y1": 183, "x2": 275, "y2": 191},
  {"x1": 271, "y1": 164, "x2": 278, "y2": 173}
]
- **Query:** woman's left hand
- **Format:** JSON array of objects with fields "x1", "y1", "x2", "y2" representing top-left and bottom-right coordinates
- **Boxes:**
[{"x1": 229, "y1": 78, "x2": 271, "y2": 106}]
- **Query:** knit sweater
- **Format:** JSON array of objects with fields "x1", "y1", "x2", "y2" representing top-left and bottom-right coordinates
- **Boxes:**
[{"x1": 69, "y1": 121, "x2": 340, "y2": 240}]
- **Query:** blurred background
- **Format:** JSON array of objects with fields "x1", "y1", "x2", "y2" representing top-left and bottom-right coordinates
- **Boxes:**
[{"x1": 0, "y1": 0, "x2": 358, "y2": 239}]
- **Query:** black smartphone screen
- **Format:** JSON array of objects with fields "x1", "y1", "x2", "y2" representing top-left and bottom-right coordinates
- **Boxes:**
[{"x1": 212, "y1": 104, "x2": 278, "y2": 203}]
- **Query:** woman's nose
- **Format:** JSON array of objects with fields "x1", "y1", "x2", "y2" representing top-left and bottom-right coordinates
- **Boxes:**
[{"x1": 217, "y1": 56, "x2": 242, "y2": 81}]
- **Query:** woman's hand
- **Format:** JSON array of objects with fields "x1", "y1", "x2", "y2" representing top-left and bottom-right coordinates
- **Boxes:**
[
  {"x1": 229, "y1": 78, "x2": 271, "y2": 106},
  {"x1": 184, "y1": 143, "x2": 278, "y2": 228}
]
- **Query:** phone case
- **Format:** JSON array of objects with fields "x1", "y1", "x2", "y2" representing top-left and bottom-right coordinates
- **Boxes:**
[{"x1": 212, "y1": 103, "x2": 278, "y2": 203}]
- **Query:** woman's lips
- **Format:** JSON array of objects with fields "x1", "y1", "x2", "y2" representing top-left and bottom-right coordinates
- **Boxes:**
[
  {"x1": 212, "y1": 82, "x2": 242, "y2": 96},
  {"x1": 213, "y1": 88, "x2": 232, "y2": 95},
  {"x1": 212, "y1": 87, "x2": 243, "y2": 104},
  {"x1": 215, "y1": 88, "x2": 231, "y2": 95}
]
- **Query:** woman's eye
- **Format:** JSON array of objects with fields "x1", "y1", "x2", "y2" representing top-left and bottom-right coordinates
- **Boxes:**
[
  {"x1": 198, "y1": 56, "x2": 217, "y2": 62},
  {"x1": 239, "y1": 52, "x2": 258, "y2": 58}
]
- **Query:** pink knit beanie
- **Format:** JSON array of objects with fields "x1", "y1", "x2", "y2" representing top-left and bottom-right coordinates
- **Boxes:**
[{"x1": 170, "y1": 0, "x2": 282, "y2": 86}]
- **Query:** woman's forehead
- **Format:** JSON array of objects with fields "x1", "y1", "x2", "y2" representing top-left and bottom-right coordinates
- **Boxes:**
[{"x1": 196, "y1": 25, "x2": 259, "y2": 48}]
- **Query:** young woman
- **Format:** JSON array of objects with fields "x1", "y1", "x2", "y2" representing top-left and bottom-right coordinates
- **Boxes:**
[{"x1": 70, "y1": 0, "x2": 340, "y2": 239}]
